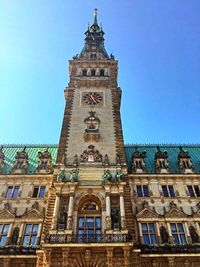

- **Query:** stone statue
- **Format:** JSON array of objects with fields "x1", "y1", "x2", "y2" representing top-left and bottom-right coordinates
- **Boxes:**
[
  {"x1": 160, "y1": 226, "x2": 169, "y2": 244},
  {"x1": 189, "y1": 226, "x2": 199, "y2": 243},
  {"x1": 116, "y1": 154, "x2": 121, "y2": 165},
  {"x1": 69, "y1": 169, "x2": 79, "y2": 182},
  {"x1": 115, "y1": 169, "x2": 124, "y2": 182},
  {"x1": 73, "y1": 154, "x2": 78, "y2": 167},
  {"x1": 106, "y1": 216, "x2": 111, "y2": 229},
  {"x1": 67, "y1": 216, "x2": 73, "y2": 230},
  {"x1": 104, "y1": 154, "x2": 109, "y2": 166},
  {"x1": 102, "y1": 169, "x2": 112, "y2": 183},
  {"x1": 57, "y1": 171, "x2": 66, "y2": 182}
]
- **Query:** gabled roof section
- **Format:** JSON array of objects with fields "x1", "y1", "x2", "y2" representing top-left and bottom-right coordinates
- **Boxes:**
[
  {"x1": 0, "y1": 145, "x2": 58, "y2": 174},
  {"x1": 125, "y1": 144, "x2": 200, "y2": 174},
  {"x1": 136, "y1": 208, "x2": 159, "y2": 219}
]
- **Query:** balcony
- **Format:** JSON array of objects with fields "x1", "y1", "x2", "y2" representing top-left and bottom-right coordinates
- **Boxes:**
[
  {"x1": 137, "y1": 244, "x2": 200, "y2": 254},
  {"x1": 45, "y1": 234, "x2": 131, "y2": 244}
]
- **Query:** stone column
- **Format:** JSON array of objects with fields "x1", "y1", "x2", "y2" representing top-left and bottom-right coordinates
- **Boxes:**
[
  {"x1": 6, "y1": 222, "x2": 13, "y2": 245},
  {"x1": 155, "y1": 222, "x2": 161, "y2": 244},
  {"x1": 184, "y1": 222, "x2": 191, "y2": 244},
  {"x1": 67, "y1": 193, "x2": 74, "y2": 230},
  {"x1": 166, "y1": 223, "x2": 173, "y2": 244},
  {"x1": 138, "y1": 223, "x2": 143, "y2": 244},
  {"x1": 37, "y1": 223, "x2": 42, "y2": 245},
  {"x1": 36, "y1": 250, "x2": 44, "y2": 267},
  {"x1": 62, "y1": 248, "x2": 70, "y2": 267},
  {"x1": 106, "y1": 192, "x2": 111, "y2": 229},
  {"x1": 18, "y1": 223, "x2": 25, "y2": 245},
  {"x1": 184, "y1": 259, "x2": 190, "y2": 267},
  {"x1": 43, "y1": 249, "x2": 51, "y2": 267},
  {"x1": 51, "y1": 193, "x2": 60, "y2": 230},
  {"x1": 119, "y1": 192, "x2": 126, "y2": 229},
  {"x1": 124, "y1": 247, "x2": 130, "y2": 267},
  {"x1": 107, "y1": 248, "x2": 113, "y2": 267}
]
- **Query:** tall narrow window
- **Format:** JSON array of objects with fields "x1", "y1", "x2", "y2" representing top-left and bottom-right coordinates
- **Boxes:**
[
  {"x1": 0, "y1": 224, "x2": 9, "y2": 246},
  {"x1": 100, "y1": 69, "x2": 104, "y2": 76},
  {"x1": 5, "y1": 186, "x2": 20, "y2": 198},
  {"x1": 162, "y1": 185, "x2": 175, "y2": 197},
  {"x1": 136, "y1": 185, "x2": 149, "y2": 197},
  {"x1": 188, "y1": 185, "x2": 200, "y2": 197},
  {"x1": 141, "y1": 223, "x2": 157, "y2": 245},
  {"x1": 170, "y1": 223, "x2": 187, "y2": 245},
  {"x1": 32, "y1": 186, "x2": 46, "y2": 198},
  {"x1": 91, "y1": 69, "x2": 96, "y2": 76},
  {"x1": 82, "y1": 69, "x2": 87, "y2": 76},
  {"x1": 23, "y1": 224, "x2": 39, "y2": 246}
]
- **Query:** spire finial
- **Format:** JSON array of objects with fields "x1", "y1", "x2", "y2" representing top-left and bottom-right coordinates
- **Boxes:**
[{"x1": 94, "y1": 8, "x2": 98, "y2": 25}]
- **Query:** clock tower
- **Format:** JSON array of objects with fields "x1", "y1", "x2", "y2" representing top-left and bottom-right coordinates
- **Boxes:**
[{"x1": 57, "y1": 9, "x2": 126, "y2": 176}]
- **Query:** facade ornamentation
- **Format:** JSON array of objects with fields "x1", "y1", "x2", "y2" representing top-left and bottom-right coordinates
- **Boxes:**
[
  {"x1": 80, "y1": 145, "x2": 102, "y2": 163},
  {"x1": 84, "y1": 111, "x2": 100, "y2": 142},
  {"x1": 11, "y1": 147, "x2": 28, "y2": 174},
  {"x1": 102, "y1": 169, "x2": 112, "y2": 183},
  {"x1": 37, "y1": 148, "x2": 53, "y2": 173}
]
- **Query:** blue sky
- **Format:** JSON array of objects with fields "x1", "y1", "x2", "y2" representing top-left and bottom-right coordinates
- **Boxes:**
[{"x1": 0, "y1": 0, "x2": 200, "y2": 144}]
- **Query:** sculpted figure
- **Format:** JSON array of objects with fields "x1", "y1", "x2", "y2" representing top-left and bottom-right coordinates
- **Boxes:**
[{"x1": 102, "y1": 169, "x2": 112, "y2": 183}]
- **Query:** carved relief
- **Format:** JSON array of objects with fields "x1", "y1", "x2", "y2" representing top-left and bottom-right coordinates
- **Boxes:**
[
  {"x1": 136, "y1": 208, "x2": 159, "y2": 219},
  {"x1": 0, "y1": 208, "x2": 15, "y2": 219},
  {"x1": 80, "y1": 145, "x2": 102, "y2": 163},
  {"x1": 22, "y1": 208, "x2": 44, "y2": 219}
]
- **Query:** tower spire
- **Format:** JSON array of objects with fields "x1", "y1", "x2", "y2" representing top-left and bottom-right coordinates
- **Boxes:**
[{"x1": 94, "y1": 8, "x2": 98, "y2": 25}]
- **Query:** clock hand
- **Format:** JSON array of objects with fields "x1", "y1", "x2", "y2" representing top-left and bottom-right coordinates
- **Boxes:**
[{"x1": 90, "y1": 95, "x2": 97, "y2": 104}]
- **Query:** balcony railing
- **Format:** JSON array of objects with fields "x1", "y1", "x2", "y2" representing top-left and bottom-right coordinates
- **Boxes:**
[
  {"x1": 137, "y1": 244, "x2": 200, "y2": 254},
  {"x1": 45, "y1": 234, "x2": 131, "y2": 244},
  {"x1": 0, "y1": 245, "x2": 39, "y2": 255}
]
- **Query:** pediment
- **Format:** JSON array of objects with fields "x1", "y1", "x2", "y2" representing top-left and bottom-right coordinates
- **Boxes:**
[
  {"x1": 22, "y1": 208, "x2": 44, "y2": 219},
  {"x1": 136, "y1": 208, "x2": 159, "y2": 219},
  {"x1": 165, "y1": 208, "x2": 186, "y2": 218},
  {"x1": 0, "y1": 209, "x2": 15, "y2": 219}
]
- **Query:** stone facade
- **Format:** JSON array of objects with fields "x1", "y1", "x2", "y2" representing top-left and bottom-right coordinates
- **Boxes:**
[{"x1": 1, "y1": 10, "x2": 200, "y2": 267}]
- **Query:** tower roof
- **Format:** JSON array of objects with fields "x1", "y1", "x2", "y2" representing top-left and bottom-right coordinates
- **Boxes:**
[{"x1": 78, "y1": 9, "x2": 110, "y2": 60}]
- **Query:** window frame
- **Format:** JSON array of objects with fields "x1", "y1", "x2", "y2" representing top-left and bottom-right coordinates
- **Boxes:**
[
  {"x1": 187, "y1": 185, "x2": 200, "y2": 197},
  {"x1": 5, "y1": 185, "x2": 20, "y2": 199},
  {"x1": 22, "y1": 224, "x2": 39, "y2": 246},
  {"x1": 161, "y1": 185, "x2": 175, "y2": 197},
  {"x1": 0, "y1": 224, "x2": 10, "y2": 246},
  {"x1": 170, "y1": 223, "x2": 187, "y2": 245},
  {"x1": 141, "y1": 223, "x2": 157, "y2": 245},
  {"x1": 136, "y1": 185, "x2": 149, "y2": 197},
  {"x1": 32, "y1": 185, "x2": 46, "y2": 198}
]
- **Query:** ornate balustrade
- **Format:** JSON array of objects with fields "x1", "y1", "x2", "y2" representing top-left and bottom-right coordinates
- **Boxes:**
[
  {"x1": 45, "y1": 234, "x2": 131, "y2": 244},
  {"x1": 137, "y1": 244, "x2": 200, "y2": 254}
]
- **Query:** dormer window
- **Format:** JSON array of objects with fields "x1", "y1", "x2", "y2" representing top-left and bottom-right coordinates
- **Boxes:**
[
  {"x1": 178, "y1": 146, "x2": 194, "y2": 173},
  {"x1": 132, "y1": 147, "x2": 146, "y2": 173},
  {"x1": 91, "y1": 69, "x2": 96, "y2": 76},
  {"x1": 155, "y1": 147, "x2": 169, "y2": 173},
  {"x1": 100, "y1": 69, "x2": 104, "y2": 76},
  {"x1": 82, "y1": 69, "x2": 87, "y2": 76}
]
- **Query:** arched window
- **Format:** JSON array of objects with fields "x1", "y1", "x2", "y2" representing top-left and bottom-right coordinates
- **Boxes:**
[
  {"x1": 91, "y1": 69, "x2": 96, "y2": 76},
  {"x1": 100, "y1": 69, "x2": 104, "y2": 76},
  {"x1": 78, "y1": 196, "x2": 102, "y2": 242},
  {"x1": 82, "y1": 69, "x2": 87, "y2": 76}
]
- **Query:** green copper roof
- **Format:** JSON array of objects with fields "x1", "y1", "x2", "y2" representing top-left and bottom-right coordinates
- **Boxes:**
[
  {"x1": 1, "y1": 145, "x2": 58, "y2": 174},
  {"x1": 125, "y1": 145, "x2": 200, "y2": 174},
  {"x1": 1, "y1": 144, "x2": 200, "y2": 174}
]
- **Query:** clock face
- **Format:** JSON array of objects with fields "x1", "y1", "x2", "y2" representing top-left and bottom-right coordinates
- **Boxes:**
[{"x1": 82, "y1": 92, "x2": 103, "y2": 105}]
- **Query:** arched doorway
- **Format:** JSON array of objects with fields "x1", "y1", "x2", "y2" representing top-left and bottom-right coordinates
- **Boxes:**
[{"x1": 77, "y1": 195, "x2": 102, "y2": 242}]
